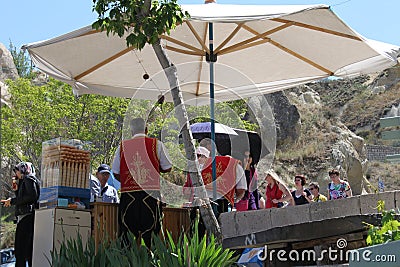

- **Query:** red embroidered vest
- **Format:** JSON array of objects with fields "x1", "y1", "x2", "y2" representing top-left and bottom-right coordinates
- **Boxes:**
[
  {"x1": 120, "y1": 136, "x2": 160, "y2": 192},
  {"x1": 202, "y1": 156, "x2": 238, "y2": 205}
]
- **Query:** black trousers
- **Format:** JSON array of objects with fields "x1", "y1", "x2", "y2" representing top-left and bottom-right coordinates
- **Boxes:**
[
  {"x1": 119, "y1": 191, "x2": 161, "y2": 248},
  {"x1": 15, "y1": 213, "x2": 34, "y2": 267}
]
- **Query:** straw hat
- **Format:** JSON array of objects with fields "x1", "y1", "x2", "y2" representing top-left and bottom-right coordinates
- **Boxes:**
[
  {"x1": 195, "y1": 146, "x2": 210, "y2": 158},
  {"x1": 264, "y1": 169, "x2": 286, "y2": 185}
]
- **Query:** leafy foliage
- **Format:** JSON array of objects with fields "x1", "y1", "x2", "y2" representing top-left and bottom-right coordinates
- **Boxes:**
[
  {"x1": 1, "y1": 77, "x2": 130, "y2": 176},
  {"x1": 365, "y1": 200, "x2": 400, "y2": 246},
  {"x1": 50, "y1": 219, "x2": 238, "y2": 267},
  {"x1": 92, "y1": 0, "x2": 189, "y2": 49},
  {"x1": 8, "y1": 41, "x2": 34, "y2": 78},
  {"x1": 158, "y1": 219, "x2": 238, "y2": 267}
]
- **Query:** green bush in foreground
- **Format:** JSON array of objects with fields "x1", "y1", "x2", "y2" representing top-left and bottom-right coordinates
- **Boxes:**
[
  {"x1": 50, "y1": 221, "x2": 238, "y2": 267},
  {"x1": 365, "y1": 200, "x2": 400, "y2": 246}
]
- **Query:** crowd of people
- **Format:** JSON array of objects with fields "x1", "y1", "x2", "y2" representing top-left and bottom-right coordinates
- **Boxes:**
[
  {"x1": 0, "y1": 117, "x2": 355, "y2": 261},
  {"x1": 260, "y1": 168, "x2": 351, "y2": 209}
]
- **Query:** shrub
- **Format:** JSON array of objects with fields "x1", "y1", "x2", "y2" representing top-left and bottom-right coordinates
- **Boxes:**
[
  {"x1": 50, "y1": 219, "x2": 238, "y2": 267},
  {"x1": 365, "y1": 200, "x2": 400, "y2": 246}
]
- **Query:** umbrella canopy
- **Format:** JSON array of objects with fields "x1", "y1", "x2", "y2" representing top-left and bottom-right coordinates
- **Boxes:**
[
  {"x1": 190, "y1": 122, "x2": 238, "y2": 136},
  {"x1": 188, "y1": 122, "x2": 238, "y2": 157},
  {"x1": 22, "y1": 3, "x2": 399, "y2": 104},
  {"x1": 231, "y1": 128, "x2": 268, "y2": 165}
]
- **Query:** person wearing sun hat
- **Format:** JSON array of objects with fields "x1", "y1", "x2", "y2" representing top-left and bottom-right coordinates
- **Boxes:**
[
  {"x1": 183, "y1": 145, "x2": 246, "y2": 237},
  {"x1": 183, "y1": 146, "x2": 210, "y2": 201},
  {"x1": 264, "y1": 169, "x2": 293, "y2": 208},
  {"x1": 184, "y1": 145, "x2": 247, "y2": 214}
]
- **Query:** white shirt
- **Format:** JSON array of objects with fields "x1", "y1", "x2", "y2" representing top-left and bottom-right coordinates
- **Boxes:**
[
  {"x1": 99, "y1": 185, "x2": 120, "y2": 203},
  {"x1": 90, "y1": 174, "x2": 119, "y2": 203},
  {"x1": 235, "y1": 164, "x2": 247, "y2": 190},
  {"x1": 112, "y1": 133, "x2": 172, "y2": 174}
]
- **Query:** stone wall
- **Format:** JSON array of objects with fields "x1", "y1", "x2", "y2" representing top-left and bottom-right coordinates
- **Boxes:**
[
  {"x1": 220, "y1": 191, "x2": 400, "y2": 249},
  {"x1": 366, "y1": 144, "x2": 400, "y2": 161}
]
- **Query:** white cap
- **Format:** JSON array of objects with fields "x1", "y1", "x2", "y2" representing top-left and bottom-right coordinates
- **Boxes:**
[{"x1": 196, "y1": 146, "x2": 210, "y2": 157}]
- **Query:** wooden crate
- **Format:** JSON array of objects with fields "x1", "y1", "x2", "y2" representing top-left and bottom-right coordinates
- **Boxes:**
[
  {"x1": 162, "y1": 207, "x2": 191, "y2": 242},
  {"x1": 91, "y1": 202, "x2": 119, "y2": 250}
]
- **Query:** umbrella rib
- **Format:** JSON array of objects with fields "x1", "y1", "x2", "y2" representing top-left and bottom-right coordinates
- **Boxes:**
[
  {"x1": 161, "y1": 35, "x2": 205, "y2": 55},
  {"x1": 165, "y1": 45, "x2": 204, "y2": 56},
  {"x1": 196, "y1": 26, "x2": 208, "y2": 96},
  {"x1": 74, "y1": 46, "x2": 134, "y2": 80},
  {"x1": 185, "y1": 21, "x2": 210, "y2": 54},
  {"x1": 272, "y1": 18, "x2": 362, "y2": 41},
  {"x1": 217, "y1": 23, "x2": 294, "y2": 56},
  {"x1": 218, "y1": 39, "x2": 271, "y2": 56},
  {"x1": 241, "y1": 23, "x2": 333, "y2": 75},
  {"x1": 269, "y1": 39, "x2": 333, "y2": 75},
  {"x1": 214, "y1": 23, "x2": 244, "y2": 54},
  {"x1": 243, "y1": 23, "x2": 334, "y2": 75}
]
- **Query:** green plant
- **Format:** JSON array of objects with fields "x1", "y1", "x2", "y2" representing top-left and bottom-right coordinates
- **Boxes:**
[
  {"x1": 365, "y1": 200, "x2": 400, "y2": 246},
  {"x1": 157, "y1": 219, "x2": 238, "y2": 267},
  {"x1": 50, "y1": 231, "x2": 151, "y2": 267},
  {"x1": 50, "y1": 218, "x2": 238, "y2": 267},
  {"x1": 8, "y1": 41, "x2": 34, "y2": 78}
]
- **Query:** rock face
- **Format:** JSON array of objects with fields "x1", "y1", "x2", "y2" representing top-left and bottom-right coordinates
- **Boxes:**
[
  {"x1": 330, "y1": 124, "x2": 367, "y2": 195},
  {"x1": 0, "y1": 43, "x2": 19, "y2": 81},
  {"x1": 369, "y1": 65, "x2": 400, "y2": 90},
  {"x1": 0, "y1": 43, "x2": 18, "y2": 107},
  {"x1": 247, "y1": 95, "x2": 277, "y2": 172},
  {"x1": 246, "y1": 92, "x2": 302, "y2": 174},
  {"x1": 1, "y1": 81, "x2": 11, "y2": 107},
  {"x1": 263, "y1": 91, "x2": 301, "y2": 148}
]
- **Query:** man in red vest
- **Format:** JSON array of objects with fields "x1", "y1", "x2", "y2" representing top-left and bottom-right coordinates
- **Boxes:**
[
  {"x1": 112, "y1": 118, "x2": 172, "y2": 247},
  {"x1": 184, "y1": 145, "x2": 247, "y2": 215}
]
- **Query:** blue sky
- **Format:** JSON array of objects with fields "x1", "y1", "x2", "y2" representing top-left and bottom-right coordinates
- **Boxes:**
[{"x1": 1, "y1": 0, "x2": 399, "y2": 50}]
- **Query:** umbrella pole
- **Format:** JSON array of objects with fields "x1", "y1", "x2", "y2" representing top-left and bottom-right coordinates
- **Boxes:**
[{"x1": 209, "y1": 22, "x2": 218, "y2": 213}]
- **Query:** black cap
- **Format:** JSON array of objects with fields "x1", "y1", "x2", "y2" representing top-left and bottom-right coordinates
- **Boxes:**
[{"x1": 98, "y1": 164, "x2": 111, "y2": 174}]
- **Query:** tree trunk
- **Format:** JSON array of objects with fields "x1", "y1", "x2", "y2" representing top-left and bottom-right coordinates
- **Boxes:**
[{"x1": 152, "y1": 40, "x2": 221, "y2": 240}]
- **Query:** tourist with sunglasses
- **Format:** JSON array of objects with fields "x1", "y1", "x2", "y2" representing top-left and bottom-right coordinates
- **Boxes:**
[
  {"x1": 291, "y1": 174, "x2": 312, "y2": 205},
  {"x1": 308, "y1": 182, "x2": 327, "y2": 202}
]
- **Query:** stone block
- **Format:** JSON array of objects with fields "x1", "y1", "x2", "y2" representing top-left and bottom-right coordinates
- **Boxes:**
[
  {"x1": 220, "y1": 212, "x2": 236, "y2": 238},
  {"x1": 395, "y1": 191, "x2": 400, "y2": 209},
  {"x1": 360, "y1": 191, "x2": 396, "y2": 214},
  {"x1": 220, "y1": 209, "x2": 272, "y2": 238},
  {"x1": 310, "y1": 196, "x2": 361, "y2": 221},
  {"x1": 270, "y1": 204, "x2": 311, "y2": 228}
]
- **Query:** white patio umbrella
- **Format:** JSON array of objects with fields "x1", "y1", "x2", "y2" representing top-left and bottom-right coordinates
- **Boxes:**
[
  {"x1": 22, "y1": 3, "x2": 399, "y2": 200},
  {"x1": 22, "y1": 3, "x2": 399, "y2": 102}
]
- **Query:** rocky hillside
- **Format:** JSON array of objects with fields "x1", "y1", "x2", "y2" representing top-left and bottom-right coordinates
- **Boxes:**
[{"x1": 258, "y1": 65, "x2": 400, "y2": 196}]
